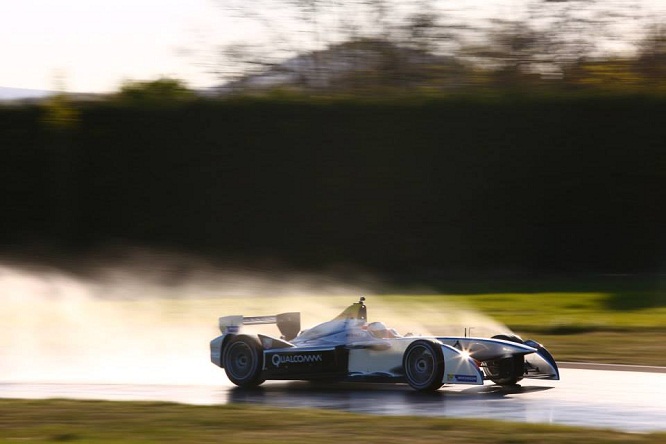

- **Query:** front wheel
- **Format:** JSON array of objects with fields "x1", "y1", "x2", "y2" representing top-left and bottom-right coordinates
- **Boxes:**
[
  {"x1": 223, "y1": 335, "x2": 265, "y2": 387},
  {"x1": 403, "y1": 340, "x2": 444, "y2": 392},
  {"x1": 485, "y1": 355, "x2": 525, "y2": 386},
  {"x1": 485, "y1": 334, "x2": 525, "y2": 386}
]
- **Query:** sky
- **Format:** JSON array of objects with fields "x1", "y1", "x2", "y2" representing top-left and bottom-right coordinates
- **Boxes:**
[
  {"x1": 1, "y1": 0, "x2": 663, "y2": 93},
  {"x1": 0, "y1": 0, "x2": 254, "y2": 92}
]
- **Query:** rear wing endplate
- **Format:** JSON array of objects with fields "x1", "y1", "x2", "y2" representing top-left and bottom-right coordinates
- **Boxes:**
[{"x1": 219, "y1": 312, "x2": 301, "y2": 341}]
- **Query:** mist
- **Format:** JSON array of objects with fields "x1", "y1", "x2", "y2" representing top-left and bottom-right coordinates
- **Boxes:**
[{"x1": 1, "y1": 250, "x2": 513, "y2": 385}]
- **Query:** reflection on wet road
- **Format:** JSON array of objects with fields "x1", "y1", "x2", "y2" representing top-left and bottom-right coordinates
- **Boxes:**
[
  {"x1": 2, "y1": 368, "x2": 665, "y2": 433},
  {"x1": 227, "y1": 382, "x2": 557, "y2": 423}
]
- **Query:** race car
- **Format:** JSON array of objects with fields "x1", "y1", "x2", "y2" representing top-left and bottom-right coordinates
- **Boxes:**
[{"x1": 209, "y1": 297, "x2": 559, "y2": 391}]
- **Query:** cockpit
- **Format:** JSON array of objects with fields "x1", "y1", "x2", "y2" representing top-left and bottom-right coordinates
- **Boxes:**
[{"x1": 366, "y1": 321, "x2": 401, "y2": 339}]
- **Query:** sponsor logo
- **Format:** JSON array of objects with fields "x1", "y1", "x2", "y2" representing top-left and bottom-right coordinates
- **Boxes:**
[
  {"x1": 271, "y1": 353, "x2": 323, "y2": 368},
  {"x1": 454, "y1": 374, "x2": 478, "y2": 383}
]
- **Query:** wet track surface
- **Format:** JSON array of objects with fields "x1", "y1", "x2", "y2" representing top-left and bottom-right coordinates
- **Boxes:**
[{"x1": 2, "y1": 366, "x2": 665, "y2": 433}]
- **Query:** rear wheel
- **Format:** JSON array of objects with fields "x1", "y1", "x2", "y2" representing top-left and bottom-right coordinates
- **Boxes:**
[
  {"x1": 223, "y1": 335, "x2": 265, "y2": 387},
  {"x1": 403, "y1": 340, "x2": 444, "y2": 392},
  {"x1": 485, "y1": 334, "x2": 525, "y2": 386}
]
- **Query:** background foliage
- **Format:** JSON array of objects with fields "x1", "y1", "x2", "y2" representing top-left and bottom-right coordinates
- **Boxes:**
[{"x1": 1, "y1": 94, "x2": 664, "y2": 276}]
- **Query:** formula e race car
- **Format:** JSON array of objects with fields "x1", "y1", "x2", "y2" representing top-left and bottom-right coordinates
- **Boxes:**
[{"x1": 209, "y1": 297, "x2": 559, "y2": 391}]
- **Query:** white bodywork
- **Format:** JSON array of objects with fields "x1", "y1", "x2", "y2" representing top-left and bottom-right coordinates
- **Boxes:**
[{"x1": 210, "y1": 299, "x2": 559, "y2": 389}]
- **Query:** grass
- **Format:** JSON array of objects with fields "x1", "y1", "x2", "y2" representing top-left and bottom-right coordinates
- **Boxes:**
[
  {"x1": 373, "y1": 291, "x2": 665, "y2": 366},
  {"x1": 514, "y1": 329, "x2": 665, "y2": 365},
  {"x1": 1, "y1": 399, "x2": 665, "y2": 443},
  {"x1": 378, "y1": 291, "x2": 666, "y2": 330}
]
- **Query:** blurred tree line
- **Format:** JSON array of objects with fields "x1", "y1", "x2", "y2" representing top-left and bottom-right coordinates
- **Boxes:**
[{"x1": 212, "y1": 0, "x2": 665, "y2": 95}]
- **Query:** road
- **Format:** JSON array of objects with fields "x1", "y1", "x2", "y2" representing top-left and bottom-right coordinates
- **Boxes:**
[{"x1": 2, "y1": 364, "x2": 665, "y2": 433}]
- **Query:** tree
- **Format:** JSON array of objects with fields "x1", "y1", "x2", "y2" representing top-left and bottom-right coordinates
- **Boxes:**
[
  {"x1": 209, "y1": 0, "x2": 663, "y2": 94},
  {"x1": 213, "y1": 0, "x2": 445, "y2": 89},
  {"x1": 635, "y1": 24, "x2": 666, "y2": 89},
  {"x1": 116, "y1": 78, "x2": 195, "y2": 103}
]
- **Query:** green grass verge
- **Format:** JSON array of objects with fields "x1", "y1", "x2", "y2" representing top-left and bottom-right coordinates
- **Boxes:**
[
  {"x1": 378, "y1": 291, "x2": 665, "y2": 330},
  {"x1": 373, "y1": 292, "x2": 665, "y2": 366},
  {"x1": 1, "y1": 399, "x2": 664, "y2": 443},
  {"x1": 512, "y1": 329, "x2": 665, "y2": 366}
]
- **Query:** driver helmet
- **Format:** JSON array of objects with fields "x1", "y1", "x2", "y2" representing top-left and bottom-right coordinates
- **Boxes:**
[{"x1": 367, "y1": 321, "x2": 389, "y2": 338}]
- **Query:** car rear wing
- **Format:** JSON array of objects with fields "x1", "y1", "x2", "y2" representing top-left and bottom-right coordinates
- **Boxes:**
[{"x1": 219, "y1": 312, "x2": 301, "y2": 341}]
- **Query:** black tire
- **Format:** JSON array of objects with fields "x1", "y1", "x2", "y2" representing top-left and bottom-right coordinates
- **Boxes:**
[
  {"x1": 223, "y1": 335, "x2": 265, "y2": 387},
  {"x1": 403, "y1": 340, "x2": 445, "y2": 392},
  {"x1": 486, "y1": 334, "x2": 525, "y2": 386}
]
